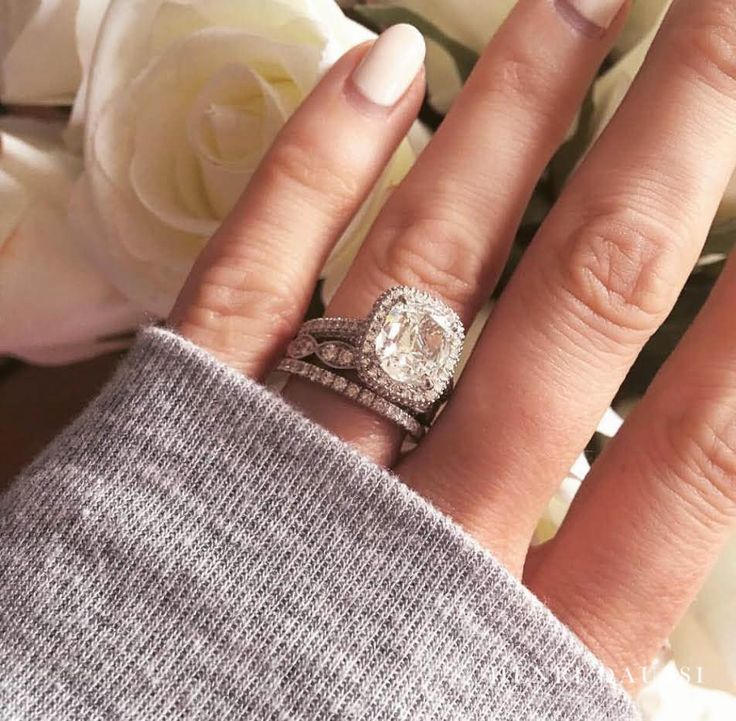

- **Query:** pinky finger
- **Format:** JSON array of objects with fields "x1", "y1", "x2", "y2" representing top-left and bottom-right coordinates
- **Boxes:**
[{"x1": 526, "y1": 254, "x2": 736, "y2": 686}]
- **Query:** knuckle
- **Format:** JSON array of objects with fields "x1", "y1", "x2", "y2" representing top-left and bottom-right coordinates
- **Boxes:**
[
  {"x1": 555, "y1": 210, "x2": 681, "y2": 344},
  {"x1": 189, "y1": 261, "x2": 297, "y2": 346},
  {"x1": 493, "y1": 49, "x2": 556, "y2": 116},
  {"x1": 264, "y1": 130, "x2": 359, "y2": 209},
  {"x1": 654, "y1": 393, "x2": 736, "y2": 523},
  {"x1": 367, "y1": 216, "x2": 486, "y2": 310},
  {"x1": 672, "y1": 2, "x2": 736, "y2": 97}
]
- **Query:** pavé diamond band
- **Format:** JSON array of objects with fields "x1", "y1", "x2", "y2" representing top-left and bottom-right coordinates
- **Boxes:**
[
  {"x1": 277, "y1": 286, "x2": 465, "y2": 439},
  {"x1": 277, "y1": 357, "x2": 425, "y2": 439}
]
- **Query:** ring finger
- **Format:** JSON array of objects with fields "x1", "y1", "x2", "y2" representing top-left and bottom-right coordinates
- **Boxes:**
[
  {"x1": 286, "y1": 0, "x2": 630, "y2": 464},
  {"x1": 525, "y1": 249, "x2": 736, "y2": 682}
]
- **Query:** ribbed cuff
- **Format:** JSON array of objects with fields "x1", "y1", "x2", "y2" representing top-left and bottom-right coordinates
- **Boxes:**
[{"x1": 0, "y1": 327, "x2": 639, "y2": 720}]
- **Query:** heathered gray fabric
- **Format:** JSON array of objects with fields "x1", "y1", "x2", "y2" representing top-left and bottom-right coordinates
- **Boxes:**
[{"x1": 0, "y1": 327, "x2": 638, "y2": 720}]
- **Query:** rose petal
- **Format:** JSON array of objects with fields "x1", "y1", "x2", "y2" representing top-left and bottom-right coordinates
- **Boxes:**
[
  {"x1": 87, "y1": 39, "x2": 207, "y2": 273},
  {"x1": 0, "y1": 119, "x2": 144, "y2": 361},
  {"x1": 183, "y1": 0, "x2": 341, "y2": 57},
  {"x1": 1, "y1": 0, "x2": 81, "y2": 104},
  {"x1": 190, "y1": 65, "x2": 294, "y2": 163},
  {"x1": 0, "y1": 197, "x2": 143, "y2": 360},
  {"x1": 127, "y1": 29, "x2": 320, "y2": 233},
  {"x1": 66, "y1": 0, "x2": 113, "y2": 150},
  {"x1": 84, "y1": 0, "x2": 169, "y2": 132},
  {"x1": 0, "y1": 118, "x2": 81, "y2": 207},
  {"x1": 186, "y1": 61, "x2": 292, "y2": 217},
  {"x1": 69, "y1": 174, "x2": 195, "y2": 316}
]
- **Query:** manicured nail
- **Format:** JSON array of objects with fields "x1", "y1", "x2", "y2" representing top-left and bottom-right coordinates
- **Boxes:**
[
  {"x1": 556, "y1": 0, "x2": 625, "y2": 32},
  {"x1": 351, "y1": 24, "x2": 426, "y2": 107}
]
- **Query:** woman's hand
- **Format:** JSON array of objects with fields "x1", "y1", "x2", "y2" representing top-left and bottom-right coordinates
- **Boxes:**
[{"x1": 170, "y1": 0, "x2": 736, "y2": 687}]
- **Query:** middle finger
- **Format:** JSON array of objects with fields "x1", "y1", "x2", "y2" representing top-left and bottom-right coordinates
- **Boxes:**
[{"x1": 286, "y1": 0, "x2": 630, "y2": 464}]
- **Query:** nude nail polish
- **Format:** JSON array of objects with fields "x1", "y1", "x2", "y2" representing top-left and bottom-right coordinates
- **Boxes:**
[
  {"x1": 558, "y1": 0, "x2": 626, "y2": 32},
  {"x1": 351, "y1": 24, "x2": 426, "y2": 107}
]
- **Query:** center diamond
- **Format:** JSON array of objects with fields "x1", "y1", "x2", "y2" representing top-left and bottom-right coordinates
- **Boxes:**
[{"x1": 374, "y1": 298, "x2": 455, "y2": 387}]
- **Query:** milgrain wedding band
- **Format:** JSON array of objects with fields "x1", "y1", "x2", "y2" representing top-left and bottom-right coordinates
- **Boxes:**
[{"x1": 278, "y1": 286, "x2": 466, "y2": 439}]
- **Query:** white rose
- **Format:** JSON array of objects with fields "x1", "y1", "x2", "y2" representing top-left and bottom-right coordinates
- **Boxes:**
[
  {"x1": 0, "y1": 0, "x2": 110, "y2": 106},
  {"x1": 0, "y1": 117, "x2": 142, "y2": 363},
  {"x1": 72, "y1": 0, "x2": 418, "y2": 317}
]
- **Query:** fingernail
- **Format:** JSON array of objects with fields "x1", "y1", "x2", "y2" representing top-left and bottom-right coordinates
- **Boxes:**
[
  {"x1": 351, "y1": 24, "x2": 426, "y2": 107},
  {"x1": 556, "y1": 0, "x2": 626, "y2": 33}
]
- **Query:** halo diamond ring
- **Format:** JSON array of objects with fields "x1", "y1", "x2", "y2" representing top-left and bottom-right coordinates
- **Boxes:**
[{"x1": 278, "y1": 286, "x2": 465, "y2": 438}]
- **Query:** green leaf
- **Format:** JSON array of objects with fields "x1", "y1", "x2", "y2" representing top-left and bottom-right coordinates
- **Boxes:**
[
  {"x1": 350, "y1": 4, "x2": 479, "y2": 82},
  {"x1": 704, "y1": 219, "x2": 736, "y2": 256},
  {"x1": 547, "y1": 88, "x2": 596, "y2": 198}
]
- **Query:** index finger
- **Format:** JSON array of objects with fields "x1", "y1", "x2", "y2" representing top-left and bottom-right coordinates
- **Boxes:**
[{"x1": 170, "y1": 29, "x2": 426, "y2": 377}]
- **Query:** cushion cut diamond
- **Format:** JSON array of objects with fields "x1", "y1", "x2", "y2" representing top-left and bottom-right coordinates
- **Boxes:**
[
  {"x1": 359, "y1": 286, "x2": 465, "y2": 413},
  {"x1": 374, "y1": 297, "x2": 457, "y2": 387}
]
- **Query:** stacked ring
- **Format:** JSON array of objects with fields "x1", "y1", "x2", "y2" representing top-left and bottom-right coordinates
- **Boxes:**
[{"x1": 278, "y1": 286, "x2": 465, "y2": 439}]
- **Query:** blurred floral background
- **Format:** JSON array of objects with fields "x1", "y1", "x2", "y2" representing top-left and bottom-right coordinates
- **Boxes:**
[{"x1": 0, "y1": 0, "x2": 734, "y2": 717}]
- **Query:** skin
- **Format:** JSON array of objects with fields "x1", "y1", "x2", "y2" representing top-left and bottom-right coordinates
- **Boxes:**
[{"x1": 171, "y1": 0, "x2": 736, "y2": 691}]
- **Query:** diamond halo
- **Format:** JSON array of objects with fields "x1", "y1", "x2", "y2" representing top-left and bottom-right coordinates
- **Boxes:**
[{"x1": 357, "y1": 286, "x2": 465, "y2": 414}]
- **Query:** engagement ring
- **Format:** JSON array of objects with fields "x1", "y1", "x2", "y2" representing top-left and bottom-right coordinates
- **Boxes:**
[{"x1": 278, "y1": 286, "x2": 465, "y2": 439}]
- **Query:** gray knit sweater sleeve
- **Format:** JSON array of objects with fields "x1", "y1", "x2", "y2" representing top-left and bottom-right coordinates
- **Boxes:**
[{"x1": 0, "y1": 327, "x2": 638, "y2": 721}]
